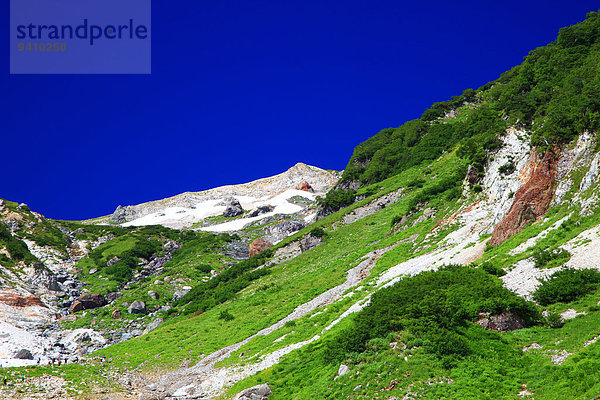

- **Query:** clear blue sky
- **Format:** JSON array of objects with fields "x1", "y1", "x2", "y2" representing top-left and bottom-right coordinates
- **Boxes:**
[{"x1": 2, "y1": 1, "x2": 598, "y2": 220}]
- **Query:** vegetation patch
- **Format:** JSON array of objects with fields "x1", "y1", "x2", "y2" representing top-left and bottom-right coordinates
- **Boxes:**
[{"x1": 533, "y1": 268, "x2": 600, "y2": 306}]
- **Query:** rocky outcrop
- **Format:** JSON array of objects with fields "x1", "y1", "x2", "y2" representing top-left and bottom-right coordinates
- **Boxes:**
[
  {"x1": 13, "y1": 348, "x2": 33, "y2": 360},
  {"x1": 222, "y1": 198, "x2": 244, "y2": 218},
  {"x1": 294, "y1": 181, "x2": 314, "y2": 192},
  {"x1": 109, "y1": 205, "x2": 137, "y2": 224},
  {"x1": 300, "y1": 235, "x2": 324, "y2": 252},
  {"x1": 489, "y1": 151, "x2": 557, "y2": 246},
  {"x1": 267, "y1": 220, "x2": 305, "y2": 243},
  {"x1": 249, "y1": 238, "x2": 273, "y2": 257},
  {"x1": 476, "y1": 311, "x2": 526, "y2": 332},
  {"x1": 233, "y1": 383, "x2": 272, "y2": 400}
]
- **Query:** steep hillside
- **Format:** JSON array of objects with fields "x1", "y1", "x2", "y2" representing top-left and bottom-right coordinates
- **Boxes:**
[{"x1": 4, "y1": 10, "x2": 600, "y2": 400}]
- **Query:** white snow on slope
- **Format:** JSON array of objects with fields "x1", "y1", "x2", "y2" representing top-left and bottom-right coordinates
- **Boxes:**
[{"x1": 124, "y1": 189, "x2": 318, "y2": 232}]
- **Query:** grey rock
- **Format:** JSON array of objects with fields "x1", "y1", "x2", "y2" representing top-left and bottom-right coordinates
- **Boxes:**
[
  {"x1": 267, "y1": 220, "x2": 304, "y2": 242},
  {"x1": 131, "y1": 329, "x2": 144, "y2": 337},
  {"x1": 476, "y1": 311, "x2": 525, "y2": 332},
  {"x1": 127, "y1": 300, "x2": 146, "y2": 314},
  {"x1": 225, "y1": 239, "x2": 250, "y2": 260},
  {"x1": 233, "y1": 383, "x2": 272, "y2": 400},
  {"x1": 107, "y1": 256, "x2": 121, "y2": 267},
  {"x1": 109, "y1": 205, "x2": 137, "y2": 224},
  {"x1": 222, "y1": 197, "x2": 244, "y2": 218},
  {"x1": 248, "y1": 205, "x2": 274, "y2": 218},
  {"x1": 299, "y1": 235, "x2": 323, "y2": 252},
  {"x1": 0, "y1": 199, "x2": 5, "y2": 211},
  {"x1": 148, "y1": 290, "x2": 159, "y2": 300},
  {"x1": 145, "y1": 318, "x2": 163, "y2": 333},
  {"x1": 173, "y1": 289, "x2": 190, "y2": 301},
  {"x1": 337, "y1": 364, "x2": 349, "y2": 377},
  {"x1": 13, "y1": 349, "x2": 33, "y2": 360},
  {"x1": 163, "y1": 240, "x2": 181, "y2": 252}
]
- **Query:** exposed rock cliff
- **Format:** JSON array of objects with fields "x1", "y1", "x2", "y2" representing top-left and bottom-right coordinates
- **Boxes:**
[{"x1": 489, "y1": 151, "x2": 557, "y2": 246}]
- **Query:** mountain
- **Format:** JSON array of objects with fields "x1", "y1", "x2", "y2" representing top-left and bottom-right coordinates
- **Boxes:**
[
  {"x1": 94, "y1": 163, "x2": 341, "y2": 233},
  {"x1": 3, "y1": 11, "x2": 600, "y2": 400}
]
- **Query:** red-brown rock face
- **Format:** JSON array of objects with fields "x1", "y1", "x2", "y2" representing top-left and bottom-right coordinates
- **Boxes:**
[
  {"x1": 294, "y1": 181, "x2": 314, "y2": 192},
  {"x1": 489, "y1": 151, "x2": 557, "y2": 247},
  {"x1": 0, "y1": 292, "x2": 46, "y2": 308},
  {"x1": 249, "y1": 238, "x2": 273, "y2": 257}
]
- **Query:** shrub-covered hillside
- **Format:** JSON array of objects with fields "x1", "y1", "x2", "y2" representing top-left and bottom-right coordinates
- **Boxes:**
[{"x1": 340, "y1": 11, "x2": 600, "y2": 188}]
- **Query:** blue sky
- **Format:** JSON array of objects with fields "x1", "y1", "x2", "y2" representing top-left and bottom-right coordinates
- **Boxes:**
[{"x1": 1, "y1": 1, "x2": 598, "y2": 220}]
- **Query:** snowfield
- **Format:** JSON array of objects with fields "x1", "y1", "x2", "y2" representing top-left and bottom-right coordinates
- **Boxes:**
[{"x1": 123, "y1": 189, "x2": 319, "y2": 232}]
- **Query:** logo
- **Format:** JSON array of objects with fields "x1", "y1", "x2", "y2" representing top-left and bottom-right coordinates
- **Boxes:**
[{"x1": 10, "y1": 0, "x2": 151, "y2": 74}]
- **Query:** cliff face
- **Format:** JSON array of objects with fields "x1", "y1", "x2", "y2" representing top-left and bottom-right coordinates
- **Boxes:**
[{"x1": 489, "y1": 151, "x2": 557, "y2": 247}]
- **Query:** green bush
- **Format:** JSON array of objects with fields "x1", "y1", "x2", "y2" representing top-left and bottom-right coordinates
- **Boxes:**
[
  {"x1": 533, "y1": 268, "x2": 600, "y2": 305},
  {"x1": 218, "y1": 310, "x2": 234, "y2": 321},
  {"x1": 317, "y1": 190, "x2": 356, "y2": 213},
  {"x1": 324, "y1": 265, "x2": 539, "y2": 362},
  {"x1": 6, "y1": 238, "x2": 31, "y2": 261},
  {"x1": 481, "y1": 262, "x2": 506, "y2": 277},
  {"x1": 498, "y1": 161, "x2": 516, "y2": 175},
  {"x1": 545, "y1": 311, "x2": 565, "y2": 328},
  {"x1": 533, "y1": 248, "x2": 571, "y2": 268},
  {"x1": 195, "y1": 264, "x2": 212, "y2": 274},
  {"x1": 309, "y1": 227, "x2": 326, "y2": 238}
]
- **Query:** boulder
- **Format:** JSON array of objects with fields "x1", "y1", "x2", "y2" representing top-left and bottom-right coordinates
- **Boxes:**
[
  {"x1": 148, "y1": 290, "x2": 159, "y2": 300},
  {"x1": 233, "y1": 383, "x2": 272, "y2": 400},
  {"x1": 248, "y1": 205, "x2": 274, "y2": 218},
  {"x1": 476, "y1": 311, "x2": 526, "y2": 332},
  {"x1": 13, "y1": 349, "x2": 33, "y2": 360},
  {"x1": 294, "y1": 181, "x2": 314, "y2": 192},
  {"x1": 249, "y1": 238, "x2": 273, "y2": 257},
  {"x1": 77, "y1": 293, "x2": 107, "y2": 310},
  {"x1": 337, "y1": 364, "x2": 349, "y2": 377},
  {"x1": 69, "y1": 301, "x2": 84, "y2": 313},
  {"x1": 221, "y1": 197, "x2": 243, "y2": 218},
  {"x1": 127, "y1": 300, "x2": 146, "y2": 314}
]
